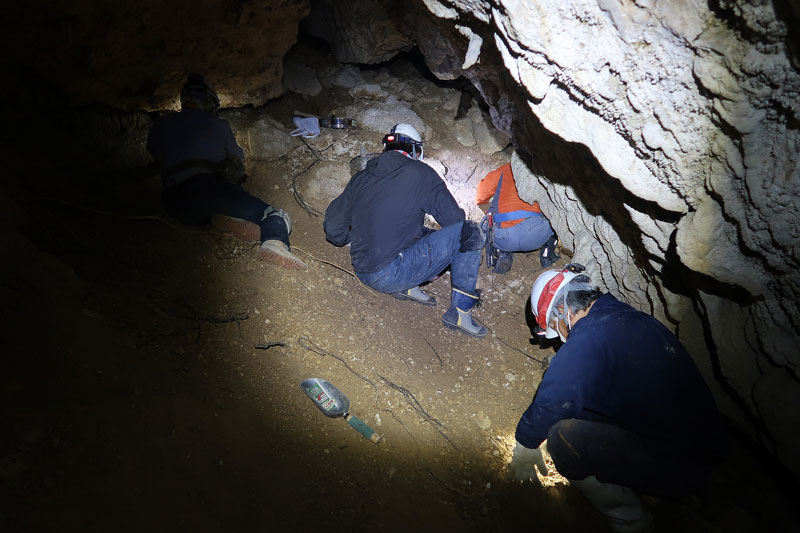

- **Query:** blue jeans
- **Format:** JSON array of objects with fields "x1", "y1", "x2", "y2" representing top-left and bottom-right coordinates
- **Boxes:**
[
  {"x1": 162, "y1": 173, "x2": 289, "y2": 246},
  {"x1": 356, "y1": 222, "x2": 480, "y2": 294},
  {"x1": 546, "y1": 419, "x2": 713, "y2": 499},
  {"x1": 493, "y1": 215, "x2": 554, "y2": 252}
]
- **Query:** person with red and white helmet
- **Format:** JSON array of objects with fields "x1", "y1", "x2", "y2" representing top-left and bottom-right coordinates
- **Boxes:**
[
  {"x1": 324, "y1": 123, "x2": 487, "y2": 338},
  {"x1": 510, "y1": 264, "x2": 728, "y2": 532}
]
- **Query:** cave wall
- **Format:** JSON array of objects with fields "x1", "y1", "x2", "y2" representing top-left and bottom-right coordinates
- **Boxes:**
[
  {"x1": 408, "y1": 0, "x2": 800, "y2": 475},
  {"x1": 3, "y1": 0, "x2": 798, "y2": 478},
  {"x1": 306, "y1": 0, "x2": 800, "y2": 477},
  {"x1": 1, "y1": 0, "x2": 311, "y2": 110}
]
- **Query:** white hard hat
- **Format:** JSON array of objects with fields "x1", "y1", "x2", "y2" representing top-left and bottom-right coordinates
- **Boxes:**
[
  {"x1": 383, "y1": 123, "x2": 424, "y2": 160},
  {"x1": 530, "y1": 264, "x2": 586, "y2": 339},
  {"x1": 391, "y1": 123, "x2": 422, "y2": 143}
]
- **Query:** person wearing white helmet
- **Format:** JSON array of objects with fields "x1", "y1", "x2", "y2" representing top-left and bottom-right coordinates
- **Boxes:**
[
  {"x1": 147, "y1": 74, "x2": 306, "y2": 270},
  {"x1": 324, "y1": 123, "x2": 487, "y2": 338},
  {"x1": 510, "y1": 264, "x2": 728, "y2": 532}
]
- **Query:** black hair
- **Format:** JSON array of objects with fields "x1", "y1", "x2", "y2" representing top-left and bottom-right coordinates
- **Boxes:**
[{"x1": 564, "y1": 274, "x2": 603, "y2": 314}]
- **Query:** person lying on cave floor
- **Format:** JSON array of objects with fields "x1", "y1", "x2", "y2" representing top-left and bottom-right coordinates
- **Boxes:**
[
  {"x1": 510, "y1": 263, "x2": 728, "y2": 533},
  {"x1": 323, "y1": 123, "x2": 487, "y2": 338},
  {"x1": 146, "y1": 73, "x2": 306, "y2": 270},
  {"x1": 476, "y1": 161, "x2": 559, "y2": 274}
]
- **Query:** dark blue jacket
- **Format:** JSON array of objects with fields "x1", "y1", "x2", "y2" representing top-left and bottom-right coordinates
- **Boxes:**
[
  {"x1": 147, "y1": 108, "x2": 244, "y2": 187},
  {"x1": 516, "y1": 294, "x2": 726, "y2": 462},
  {"x1": 324, "y1": 151, "x2": 465, "y2": 273}
]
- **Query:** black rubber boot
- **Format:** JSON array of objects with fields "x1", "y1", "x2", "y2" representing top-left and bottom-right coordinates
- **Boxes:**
[
  {"x1": 540, "y1": 235, "x2": 560, "y2": 267},
  {"x1": 493, "y1": 251, "x2": 513, "y2": 274}
]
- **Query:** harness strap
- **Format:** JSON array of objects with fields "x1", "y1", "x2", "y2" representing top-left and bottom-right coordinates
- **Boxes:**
[
  {"x1": 487, "y1": 172, "x2": 539, "y2": 223},
  {"x1": 492, "y1": 209, "x2": 541, "y2": 223}
]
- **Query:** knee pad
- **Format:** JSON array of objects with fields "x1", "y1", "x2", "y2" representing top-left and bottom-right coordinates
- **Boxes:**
[{"x1": 263, "y1": 206, "x2": 291, "y2": 235}]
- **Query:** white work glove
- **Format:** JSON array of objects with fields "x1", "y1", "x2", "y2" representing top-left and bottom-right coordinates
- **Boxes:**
[
  {"x1": 509, "y1": 441, "x2": 549, "y2": 482},
  {"x1": 290, "y1": 116, "x2": 320, "y2": 138}
]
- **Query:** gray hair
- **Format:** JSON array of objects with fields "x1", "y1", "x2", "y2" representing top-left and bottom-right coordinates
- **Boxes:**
[{"x1": 564, "y1": 275, "x2": 603, "y2": 313}]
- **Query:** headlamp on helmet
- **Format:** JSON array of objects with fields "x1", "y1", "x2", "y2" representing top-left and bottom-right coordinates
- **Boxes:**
[{"x1": 383, "y1": 123, "x2": 424, "y2": 160}]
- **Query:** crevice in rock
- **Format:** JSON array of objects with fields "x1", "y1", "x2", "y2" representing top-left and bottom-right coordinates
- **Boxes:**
[
  {"x1": 705, "y1": 186, "x2": 783, "y2": 278},
  {"x1": 772, "y1": 0, "x2": 800, "y2": 68},
  {"x1": 689, "y1": 290, "x2": 789, "y2": 478},
  {"x1": 663, "y1": 229, "x2": 755, "y2": 305}
]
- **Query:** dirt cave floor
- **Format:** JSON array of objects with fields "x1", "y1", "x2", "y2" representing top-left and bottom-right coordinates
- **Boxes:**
[{"x1": 2, "y1": 55, "x2": 797, "y2": 532}]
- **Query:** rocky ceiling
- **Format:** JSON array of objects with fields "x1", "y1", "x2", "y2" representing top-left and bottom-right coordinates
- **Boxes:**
[{"x1": 3, "y1": 0, "x2": 799, "y2": 480}]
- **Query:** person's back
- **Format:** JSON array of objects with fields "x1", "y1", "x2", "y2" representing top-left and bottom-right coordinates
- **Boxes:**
[
  {"x1": 476, "y1": 163, "x2": 541, "y2": 227},
  {"x1": 148, "y1": 108, "x2": 243, "y2": 187},
  {"x1": 324, "y1": 123, "x2": 487, "y2": 338},
  {"x1": 327, "y1": 150, "x2": 463, "y2": 273},
  {"x1": 145, "y1": 73, "x2": 306, "y2": 270},
  {"x1": 514, "y1": 270, "x2": 728, "y2": 530},
  {"x1": 549, "y1": 294, "x2": 726, "y2": 461},
  {"x1": 476, "y1": 160, "x2": 558, "y2": 272}
]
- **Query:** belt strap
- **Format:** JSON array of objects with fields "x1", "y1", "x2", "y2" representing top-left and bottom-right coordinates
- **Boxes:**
[{"x1": 492, "y1": 209, "x2": 541, "y2": 223}]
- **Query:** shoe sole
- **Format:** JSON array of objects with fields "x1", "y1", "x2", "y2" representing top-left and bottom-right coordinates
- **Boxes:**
[
  {"x1": 441, "y1": 318, "x2": 488, "y2": 338},
  {"x1": 392, "y1": 293, "x2": 437, "y2": 306},
  {"x1": 211, "y1": 215, "x2": 260, "y2": 242},
  {"x1": 540, "y1": 254, "x2": 560, "y2": 268},
  {"x1": 257, "y1": 247, "x2": 308, "y2": 270}
]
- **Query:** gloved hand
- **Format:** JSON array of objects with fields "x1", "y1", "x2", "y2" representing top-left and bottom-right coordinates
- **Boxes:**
[
  {"x1": 290, "y1": 116, "x2": 321, "y2": 138},
  {"x1": 509, "y1": 441, "x2": 549, "y2": 482}
]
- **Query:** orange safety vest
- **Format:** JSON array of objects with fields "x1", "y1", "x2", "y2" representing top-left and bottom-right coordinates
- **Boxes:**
[{"x1": 475, "y1": 163, "x2": 541, "y2": 228}]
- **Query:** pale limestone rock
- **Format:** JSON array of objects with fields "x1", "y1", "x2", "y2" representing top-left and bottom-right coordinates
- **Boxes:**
[
  {"x1": 348, "y1": 84, "x2": 389, "y2": 101},
  {"x1": 283, "y1": 62, "x2": 323, "y2": 96},
  {"x1": 333, "y1": 65, "x2": 367, "y2": 89},
  {"x1": 457, "y1": 25, "x2": 483, "y2": 69},
  {"x1": 473, "y1": 117, "x2": 510, "y2": 155},
  {"x1": 302, "y1": 161, "x2": 353, "y2": 208},
  {"x1": 246, "y1": 117, "x2": 292, "y2": 161},
  {"x1": 340, "y1": 96, "x2": 426, "y2": 137},
  {"x1": 454, "y1": 119, "x2": 476, "y2": 147}
]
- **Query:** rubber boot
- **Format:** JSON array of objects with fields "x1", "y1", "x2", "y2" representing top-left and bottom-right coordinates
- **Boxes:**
[
  {"x1": 441, "y1": 288, "x2": 487, "y2": 338},
  {"x1": 540, "y1": 235, "x2": 560, "y2": 267},
  {"x1": 392, "y1": 285, "x2": 437, "y2": 306},
  {"x1": 570, "y1": 476, "x2": 654, "y2": 533},
  {"x1": 493, "y1": 251, "x2": 513, "y2": 274}
]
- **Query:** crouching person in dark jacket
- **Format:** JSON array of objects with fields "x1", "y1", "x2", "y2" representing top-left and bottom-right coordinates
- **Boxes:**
[
  {"x1": 147, "y1": 73, "x2": 306, "y2": 270},
  {"x1": 510, "y1": 265, "x2": 728, "y2": 532},
  {"x1": 323, "y1": 123, "x2": 486, "y2": 338}
]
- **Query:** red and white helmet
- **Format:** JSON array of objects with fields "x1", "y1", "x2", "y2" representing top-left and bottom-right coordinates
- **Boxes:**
[{"x1": 530, "y1": 263, "x2": 586, "y2": 339}]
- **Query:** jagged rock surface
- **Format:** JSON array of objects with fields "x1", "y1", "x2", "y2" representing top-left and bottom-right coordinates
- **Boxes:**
[
  {"x1": 303, "y1": 0, "x2": 414, "y2": 64},
  {"x1": 1, "y1": 0, "x2": 311, "y2": 111},
  {"x1": 409, "y1": 0, "x2": 800, "y2": 474}
]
